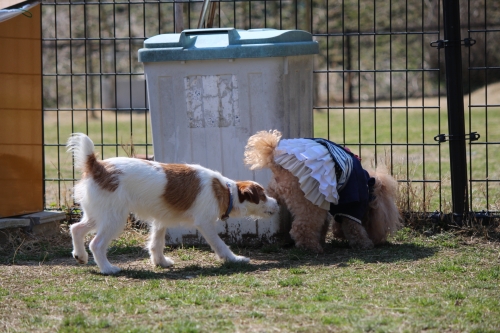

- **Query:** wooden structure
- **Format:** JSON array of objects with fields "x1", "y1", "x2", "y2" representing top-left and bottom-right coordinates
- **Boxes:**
[{"x1": 0, "y1": 1, "x2": 43, "y2": 218}]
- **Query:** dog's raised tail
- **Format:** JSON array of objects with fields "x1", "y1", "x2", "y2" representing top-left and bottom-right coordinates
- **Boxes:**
[
  {"x1": 66, "y1": 133, "x2": 96, "y2": 171},
  {"x1": 244, "y1": 130, "x2": 282, "y2": 170}
]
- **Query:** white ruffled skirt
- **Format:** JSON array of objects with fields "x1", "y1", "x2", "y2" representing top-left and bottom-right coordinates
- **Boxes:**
[{"x1": 274, "y1": 138, "x2": 339, "y2": 209}]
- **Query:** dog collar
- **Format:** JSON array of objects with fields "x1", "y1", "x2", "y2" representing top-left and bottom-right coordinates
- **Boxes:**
[{"x1": 221, "y1": 182, "x2": 233, "y2": 221}]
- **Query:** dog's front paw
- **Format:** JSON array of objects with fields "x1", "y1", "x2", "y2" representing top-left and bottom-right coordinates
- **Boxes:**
[
  {"x1": 227, "y1": 255, "x2": 250, "y2": 264},
  {"x1": 310, "y1": 244, "x2": 324, "y2": 254},
  {"x1": 73, "y1": 251, "x2": 88, "y2": 264},
  {"x1": 100, "y1": 265, "x2": 121, "y2": 275},
  {"x1": 295, "y1": 241, "x2": 324, "y2": 254},
  {"x1": 152, "y1": 256, "x2": 174, "y2": 268}
]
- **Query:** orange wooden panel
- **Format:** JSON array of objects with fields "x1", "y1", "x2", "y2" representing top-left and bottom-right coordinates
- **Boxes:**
[
  {"x1": 0, "y1": 180, "x2": 43, "y2": 217},
  {"x1": 0, "y1": 109, "x2": 42, "y2": 145},
  {"x1": 0, "y1": 4, "x2": 42, "y2": 217},
  {"x1": 0, "y1": 144, "x2": 43, "y2": 178},
  {"x1": 0, "y1": 38, "x2": 41, "y2": 74},
  {"x1": 0, "y1": 73, "x2": 42, "y2": 110},
  {"x1": 0, "y1": 146, "x2": 43, "y2": 217}
]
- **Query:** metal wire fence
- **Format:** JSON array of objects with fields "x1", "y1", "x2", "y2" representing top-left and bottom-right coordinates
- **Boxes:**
[{"x1": 41, "y1": 0, "x2": 500, "y2": 220}]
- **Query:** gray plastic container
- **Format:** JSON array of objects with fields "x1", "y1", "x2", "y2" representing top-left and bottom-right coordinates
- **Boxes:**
[{"x1": 139, "y1": 28, "x2": 318, "y2": 245}]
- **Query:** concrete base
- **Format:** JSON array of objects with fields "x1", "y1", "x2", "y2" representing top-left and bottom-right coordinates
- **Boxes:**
[
  {"x1": 32, "y1": 220, "x2": 60, "y2": 237},
  {"x1": 0, "y1": 211, "x2": 67, "y2": 244}
]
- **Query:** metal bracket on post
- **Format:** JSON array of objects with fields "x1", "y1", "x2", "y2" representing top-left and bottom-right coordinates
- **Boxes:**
[
  {"x1": 430, "y1": 38, "x2": 476, "y2": 49},
  {"x1": 433, "y1": 132, "x2": 480, "y2": 143},
  {"x1": 473, "y1": 210, "x2": 493, "y2": 225}
]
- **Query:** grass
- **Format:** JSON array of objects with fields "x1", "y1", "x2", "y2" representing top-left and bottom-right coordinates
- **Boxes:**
[{"x1": 1, "y1": 225, "x2": 499, "y2": 332}]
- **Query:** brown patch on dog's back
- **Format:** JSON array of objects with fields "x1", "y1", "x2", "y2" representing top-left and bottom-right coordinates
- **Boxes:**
[
  {"x1": 162, "y1": 164, "x2": 201, "y2": 212},
  {"x1": 84, "y1": 154, "x2": 122, "y2": 192},
  {"x1": 212, "y1": 178, "x2": 230, "y2": 215},
  {"x1": 236, "y1": 181, "x2": 267, "y2": 204}
]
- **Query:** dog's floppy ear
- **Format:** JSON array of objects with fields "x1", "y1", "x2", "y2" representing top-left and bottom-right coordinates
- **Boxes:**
[{"x1": 236, "y1": 181, "x2": 265, "y2": 204}]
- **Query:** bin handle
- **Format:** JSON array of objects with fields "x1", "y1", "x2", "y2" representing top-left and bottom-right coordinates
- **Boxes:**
[
  {"x1": 183, "y1": 28, "x2": 235, "y2": 36},
  {"x1": 179, "y1": 28, "x2": 239, "y2": 48}
]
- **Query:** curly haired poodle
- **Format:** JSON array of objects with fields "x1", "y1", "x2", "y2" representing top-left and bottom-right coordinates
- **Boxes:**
[{"x1": 244, "y1": 130, "x2": 402, "y2": 253}]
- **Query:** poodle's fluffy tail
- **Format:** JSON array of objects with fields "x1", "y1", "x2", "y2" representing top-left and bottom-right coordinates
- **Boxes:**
[
  {"x1": 244, "y1": 130, "x2": 282, "y2": 170},
  {"x1": 364, "y1": 165, "x2": 403, "y2": 245},
  {"x1": 66, "y1": 133, "x2": 96, "y2": 172}
]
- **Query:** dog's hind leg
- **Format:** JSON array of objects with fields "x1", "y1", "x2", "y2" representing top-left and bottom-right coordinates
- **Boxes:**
[
  {"x1": 196, "y1": 221, "x2": 249, "y2": 263},
  {"x1": 70, "y1": 215, "x2": 95, "y2": 264},
  {"x1": 288, "y1": 202, "x2": 329, "y2": 254},
  {"x1": 89, "y1": 210, "x2": 128, "y2": 275},
  {"x1": 339, "y1": 217, "x2": 374, "y2": 250},
  {"x1": 320, "y1": 213, "x2": 332, "y2": 247},
  {"x1": 290, "y1": 215, "x2": 327, "y2": 254},
  {"x1": 148, "y1": 223, "x2": 174, "y2": 268}
]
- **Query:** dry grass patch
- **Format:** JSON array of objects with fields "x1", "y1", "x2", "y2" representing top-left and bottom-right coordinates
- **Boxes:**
[{"x1": 1, "y1": 222, "x2": 499, "y2": 333}]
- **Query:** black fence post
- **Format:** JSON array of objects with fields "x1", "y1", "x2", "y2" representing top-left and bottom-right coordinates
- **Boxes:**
[{"x1": 441, "y1": 0, "x2": 469, "y2": 222}]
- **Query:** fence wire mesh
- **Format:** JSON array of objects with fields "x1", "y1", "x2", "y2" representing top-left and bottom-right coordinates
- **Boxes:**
[{"x1": 41, "y1": 0, "x2": 500, "y2": 218}]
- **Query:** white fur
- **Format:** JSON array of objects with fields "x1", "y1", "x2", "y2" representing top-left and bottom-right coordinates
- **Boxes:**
[{"x1": 67, "y1": 133, "x2": 279, "y2": 275}]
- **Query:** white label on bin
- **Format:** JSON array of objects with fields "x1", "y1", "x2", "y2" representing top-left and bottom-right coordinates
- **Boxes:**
[{"x1": 184, "y1": 75, "x2": 240, "y2": 128}]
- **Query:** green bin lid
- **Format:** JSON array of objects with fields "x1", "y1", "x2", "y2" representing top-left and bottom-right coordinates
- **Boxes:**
[{"x1": 138, "y1": 28, "x2": 318, "y2": 63}]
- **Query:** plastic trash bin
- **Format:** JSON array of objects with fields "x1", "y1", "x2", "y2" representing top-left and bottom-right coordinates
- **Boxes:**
[{"x1": 138, "y1": 28, "x2": 318, "y2": 246}]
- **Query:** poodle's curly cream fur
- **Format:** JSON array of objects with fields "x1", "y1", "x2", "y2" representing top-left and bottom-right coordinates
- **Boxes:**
[{"x1": 245, "y1": 130, "x2": 403, "y2": 253}]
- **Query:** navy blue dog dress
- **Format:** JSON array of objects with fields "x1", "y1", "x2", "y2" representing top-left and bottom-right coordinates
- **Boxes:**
[{"x1": 273, "y1": 138, "x2": 374, "y2": 224}]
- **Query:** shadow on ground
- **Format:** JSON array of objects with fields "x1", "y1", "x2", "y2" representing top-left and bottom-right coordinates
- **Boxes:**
[{"x1": 94, "y1": 241, "x2": 438, "y2": 280}]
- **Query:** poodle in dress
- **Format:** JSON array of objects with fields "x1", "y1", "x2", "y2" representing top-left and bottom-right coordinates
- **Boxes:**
[{"x1": 244, "y1": 130, "x2": 402, "y2": 253}]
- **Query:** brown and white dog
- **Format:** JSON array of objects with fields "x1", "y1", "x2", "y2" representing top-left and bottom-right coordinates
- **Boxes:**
[{"x1": 67, "y1": 133, "x2": 279, "y2": 274}]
